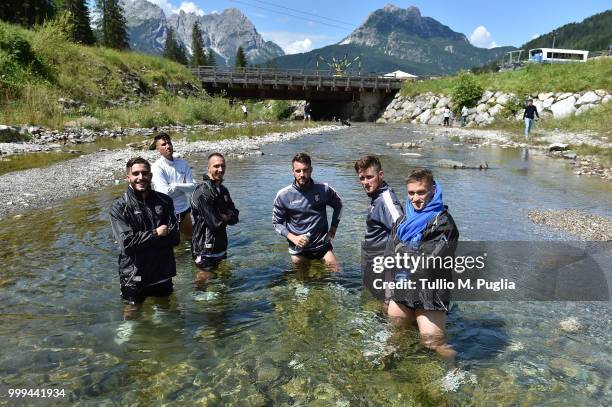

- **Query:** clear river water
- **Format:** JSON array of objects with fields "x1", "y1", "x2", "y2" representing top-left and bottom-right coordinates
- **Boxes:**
[{"x1": 0, "y1": 123, "x2": 610, "y2": 405}]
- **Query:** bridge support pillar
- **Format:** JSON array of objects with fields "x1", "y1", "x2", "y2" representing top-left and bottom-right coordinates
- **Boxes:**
[{"x1": 351, "y1": 92, "x2": 396, "y2": 122}]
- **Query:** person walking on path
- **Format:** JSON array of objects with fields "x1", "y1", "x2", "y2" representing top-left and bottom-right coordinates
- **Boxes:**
[
  {"x1": 443, "y1": 107, "x2": 451, "y2": 127},
  {"x1": 241, "y1": 104, "x2": 248, "y2": 119},
  {"x1": 460, "y1": 106, "x2": 469, "y2": 127},
  {"x1": 523, "y1": 99, "x2": 540, "y2": 139}
]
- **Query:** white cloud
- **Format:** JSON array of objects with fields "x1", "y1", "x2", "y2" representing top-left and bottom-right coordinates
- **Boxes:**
[
  {"x1": 148, "y1": 0, "x2": 205, "y2": 16},
  {"x1": 261, "y1": 32, "x2": 336, "y2": 54},
  {"x1": 176, "y1": 2, "x2": 204, "y2": 16},
  {"x1": 469, "y1": 25, "x2": 497, "y2": 49}
]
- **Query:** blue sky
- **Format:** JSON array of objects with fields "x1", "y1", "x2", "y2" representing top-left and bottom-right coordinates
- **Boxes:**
[{"x1": 146, "y1": 1, "x2": 611, "y2": 53}]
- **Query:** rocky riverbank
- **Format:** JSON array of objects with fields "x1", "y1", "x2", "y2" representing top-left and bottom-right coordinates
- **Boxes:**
[
  {"x1": 528, "y1": 210, "x2": 612, "y2": 241},
  {"x1": 0, "y1": 121, "x2": 273, "y2": 157},
  {"x1": 378, "y1": 89, "x2": 611, "y2": 126},
  {"x1": 0, "y1": 125, "x2": 344, "y2": 220},
  {"x1": 418, "y1": 126, "x2": 612, "y2": 180}
]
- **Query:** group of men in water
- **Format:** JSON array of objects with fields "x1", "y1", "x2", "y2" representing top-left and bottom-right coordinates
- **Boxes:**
[{"x1": 109, "y1": 132, "x2": 459, "y2": 359}]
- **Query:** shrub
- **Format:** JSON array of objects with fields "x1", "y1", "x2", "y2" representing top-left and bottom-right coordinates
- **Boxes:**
[{"x1": 451, "y1": 71, "x2": 483, "y2": 114}]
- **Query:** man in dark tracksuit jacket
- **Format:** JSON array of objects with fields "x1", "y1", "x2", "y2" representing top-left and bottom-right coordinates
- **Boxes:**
[
  {"x1": 110, "y1": 157, "x2": 180, "y2": 305},
  {"x1": 191, "y1": 153, "x2": 239, "y2": 272},
  {"x1": 273, "y1": 152, "x2": 343, "y2": 269},
  {"x1": 355, "y1": 156, "x2": 404, "y2": 304}
]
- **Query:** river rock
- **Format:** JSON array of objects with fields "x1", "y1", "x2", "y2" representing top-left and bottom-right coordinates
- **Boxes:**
[
  {"x1": 594, "y1": 89, "x2": 607, "y2": 97},
  {"x1": 400, "y1": 152, "x2": 422, "y2": 157},
  {"x1": 538, "y1": 92, "x2": 554, "y2": 101},
  {"x1": 435, "y1": 159, "x2": 488, "y2": 169},
  {"x1": 601, "y1": 95, "x2": 612, "y2": 104},
  {"x1": 488, "y1": 104, "x2": 503, "y2": 117},
  {"x1": 562, "y1": 151, "x2": 577, "y2": 159},
  {"x1": 474, "y1": 112, "x2": 490, "y2": 124},
  {"x1": 550, "y1": 96, "x2": 576, "y2": 118},
  {"x1": 543, "y1": 97, "x2": 555, "y2": 109},
  {"x1": 479, "y1": 90, "x2": 494, "y2": 104},
  {"x1": 417, "y1": 109, "x2": 432, "y2": 123},
  {"x1": 576, "y1": 104, "x2": 597, "y2": 115},
  {"x1": 476, "y1": 103, "x2": 488, "y2": 113},
  {"x1": 556, "y1": 92, "x2": 573, "y2": 101},
  {"x1": 496, "y1": 94, "x2": 512, "y2": 105},
  {"x1": 436, "y1": 97, "x2": 449, "y2": 108},
  {"x1": 548, "y1": 143, "x2": 569, "y2": 152},
  {"x1": 576, "y1": 91, "x2": 600, "y2": 106},
  {"x1": 388, "y1": 142, "x2": 418, "y2": 149},
  {"x1": 559, "y1": 317, "x2": 584, "y2": 334},
  {"x1": 383, "y1": 108, "x2": 396, "y2": 119},
  {"x1": 429, "y1": 114, "x2": 444, "y2": 125}
]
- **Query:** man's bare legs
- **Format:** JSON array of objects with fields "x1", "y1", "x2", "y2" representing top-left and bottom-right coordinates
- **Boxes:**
[
  {"x1": 291, "y1": 250, "x2": 339, "y2": 272},
  {"x1": 386, "y1": 300, "x2": 456, "y2": 363}
]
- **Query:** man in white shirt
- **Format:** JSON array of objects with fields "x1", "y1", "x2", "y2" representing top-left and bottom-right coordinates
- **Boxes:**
[{"x1": 149, "y1": 133, "x2": 197, "y2": 236}]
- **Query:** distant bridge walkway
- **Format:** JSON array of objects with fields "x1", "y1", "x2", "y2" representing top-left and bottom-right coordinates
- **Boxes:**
[{"x1": 190, "y1": 66, "x2": 404, "y2": 100}]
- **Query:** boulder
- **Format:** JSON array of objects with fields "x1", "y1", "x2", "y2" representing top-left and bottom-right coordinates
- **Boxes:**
[
  {"x1": 467, "y1": 107, "x2": 477, "y2": 115},
  {"x1": 410, "y1": 107, "x2": 423, "y2": 119},
  {"x1": 559, "y1": 317, "x2": 584, "y2": 334},
  {"x1": 594, "y1": 89, "x2": 607, "y2": 97},
  {"x1": 417, "y1": 109, "x2": 432, "y2": 123},
  {"x1": 401, "y1": 101, "x2": 414, "y2": 111},
  {"x1": 474, "y1": 112, "x2": 490, "y2": 124},
  {"x1": 562, "y1": 151, "x2": 577, "y2": 160},
  {"x1": 429, "y1": 114, "x2": 445, "y2": 125},
  {"x1": 476, "y1": 103, "x2": 488, "y2": 113},
  {"x1": 494, "y1": 91, "x2": 503, "y2": 98},
  {"x1": 556, "y1": 92, "x2": 573, "y2": 101},
  {"x1": 575, "y1": 104, "x2": 597, "y2": 115},
  {"x1": 576, "y1": 91, "x2": 600, "y2": 106},
  {"x1": 538, "y1": 92, "x2": 554, "y2": 101},
  {"x1": 543, "y1": 97, "x2": 555, "y2": 109},
  {"x1": 435, "y1": 159, "x2": 489, "y2": 169},
  {"x1": 383, "y1": 108, "x2": 396, "y2": 119},
  {"x1": 533, "y1": 100, "x2": 544, "y2": 114},
  {"x1": 436, "y1": 97, "x2": 449, "y2": 108},
  {"x1": 488, "y1": 104, "x2": 503, "y2": 117},
  {"x1": 550, "y1": 96, "x2": 576, "y2": 118},
  {"x1": 601, "y1": 95, "x2": 612, "y2": 104},
  {"x1": 495, "y1": 94, "x2": 512, "y2": 105},
  {"x1": 548, "y1": 143, "x2": 569, "y2": 152},
  {"x1": 479, "y1": 90, "x2": 494, "y2": 103}
]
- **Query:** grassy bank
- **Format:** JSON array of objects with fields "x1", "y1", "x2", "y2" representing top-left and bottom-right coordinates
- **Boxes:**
[
  {"x1": 401, "y1": 58, "x2": 612, "y2": 97},
  {"x1": 0, "y1": 20, "x2": 291, "y2": 130}
]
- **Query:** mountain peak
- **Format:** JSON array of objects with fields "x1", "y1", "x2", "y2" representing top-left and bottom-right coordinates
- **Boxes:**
[{"x1": 382, "y1": 4, "x2": 421, "y2": 17}]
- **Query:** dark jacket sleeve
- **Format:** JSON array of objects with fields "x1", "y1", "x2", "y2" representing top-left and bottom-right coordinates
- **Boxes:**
[
  {"x1": 326, "y1": 184, "x2": 343, "y2": 229},
  {"x1": 421, "y1": 211, "x2": 460, "y2": 258},
  {"x1": 272, "y1": 192, "x2": 289, "y2": 237},
  {"x1": 224, "y1": 188, "x2": 239, "y2": 225},
  {"x1": 110, "y1": 200, "x2": 156, "y2": 255},
  {"x1": 155, "y1": 197, "x2": 180, "y2": 247}
]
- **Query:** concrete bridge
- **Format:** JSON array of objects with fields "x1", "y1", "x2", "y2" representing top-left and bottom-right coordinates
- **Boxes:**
[{"x1": 190, "y1": 66, "x2": 405, "y2": 121}]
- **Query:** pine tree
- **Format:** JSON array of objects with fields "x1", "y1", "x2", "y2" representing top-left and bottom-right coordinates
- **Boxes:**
[
  {"x1": 60, "y1": 0, "x2": 95, "y2": 45},
  {"x1": 207, "y1": 49, "x2": 216, "y2": 66},
  {"x1": 164, "y1": 27, "x2": 188, "y2": 65},
  {"x1": 97, "y1": 0, "x2": 129, "y2": 50},
  {"x1": 190, "y1": 21, "x2": 207, "y2": 66},
  {"x1": 1, "y1": 1, "x2": 56, "y2": 27},
  {"x1": 234, "y1": 46, "x2": 247, "y2": 68}
]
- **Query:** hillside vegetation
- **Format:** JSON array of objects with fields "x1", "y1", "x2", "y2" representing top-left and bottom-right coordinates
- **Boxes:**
[
  {"x1": 520, "y1": 10, "x2": 612, "y2": 53},
  {"x1": 0, "y1": 20, "x2": 287, "y2": 129},
  {"x1": 401, "y1": 58, "x2": 612, "y2": 97}
]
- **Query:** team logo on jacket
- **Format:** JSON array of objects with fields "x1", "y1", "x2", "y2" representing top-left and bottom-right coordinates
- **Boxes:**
[
  {"x1": 314, "y1": 193, "x2": 321, "y2": 203},
  {"x1": 155, "y1": 205, "x2": 163, "y2": 215}
]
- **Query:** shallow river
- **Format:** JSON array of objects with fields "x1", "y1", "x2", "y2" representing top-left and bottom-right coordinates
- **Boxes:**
[{"x1": 1, "y1": 124, "x2": 610, "y2": 405}]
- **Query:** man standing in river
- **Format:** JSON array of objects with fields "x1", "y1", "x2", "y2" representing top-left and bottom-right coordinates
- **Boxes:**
[
  {"x1": 191, "y1": 153, "x2": 239, "y2": 279},
  {"x1": 150, "y1": 132, "x2": 197, "y2": 236},
  {"x1": 110, "y1": 157, "x2": 180, "y2": 307},
  {"x1": 273, "y1": 152, "x2": 343, "y2": 270}
]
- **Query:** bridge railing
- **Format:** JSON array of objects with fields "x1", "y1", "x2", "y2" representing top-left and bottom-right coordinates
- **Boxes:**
[{"x1": 190, "y1": 66, "x2": 405, "y2": 90}]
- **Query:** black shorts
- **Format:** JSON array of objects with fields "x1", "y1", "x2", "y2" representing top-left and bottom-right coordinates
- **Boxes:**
[
  {"x1": 194, "y1": 254, "x2": 225, "y2": 270},
  {"x1": 295, "y1": 242, "x2": 333, "y2": 260},
  {"x1": 177, "y1": 208, "x2": 191, "y2": 224},
  {"x1": 121, "y1": 279, "x2": 173, "y2": 304}
]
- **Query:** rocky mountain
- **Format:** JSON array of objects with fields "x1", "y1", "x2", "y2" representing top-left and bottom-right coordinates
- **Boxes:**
[
  {"x1": 273, "y1": 4, "x2": 514, "y2": 75},
  {"x1": 168, "y1": 8, "x2": 284, "y2": 66},
  {"x1": 122, "y1": 0, "x2": 167, "y2": 55},
  {"x1": 120, "y1": 1, "x2": 284, "y2": 65}
]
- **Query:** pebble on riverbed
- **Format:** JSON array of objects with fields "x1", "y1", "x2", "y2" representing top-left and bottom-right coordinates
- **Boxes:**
[
  {"x1": 528, "y1": 210, "x2": 612, "y2": 241},
  {"x1": 559, "y1": 317, "x2": 585, "y2": 334}
]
